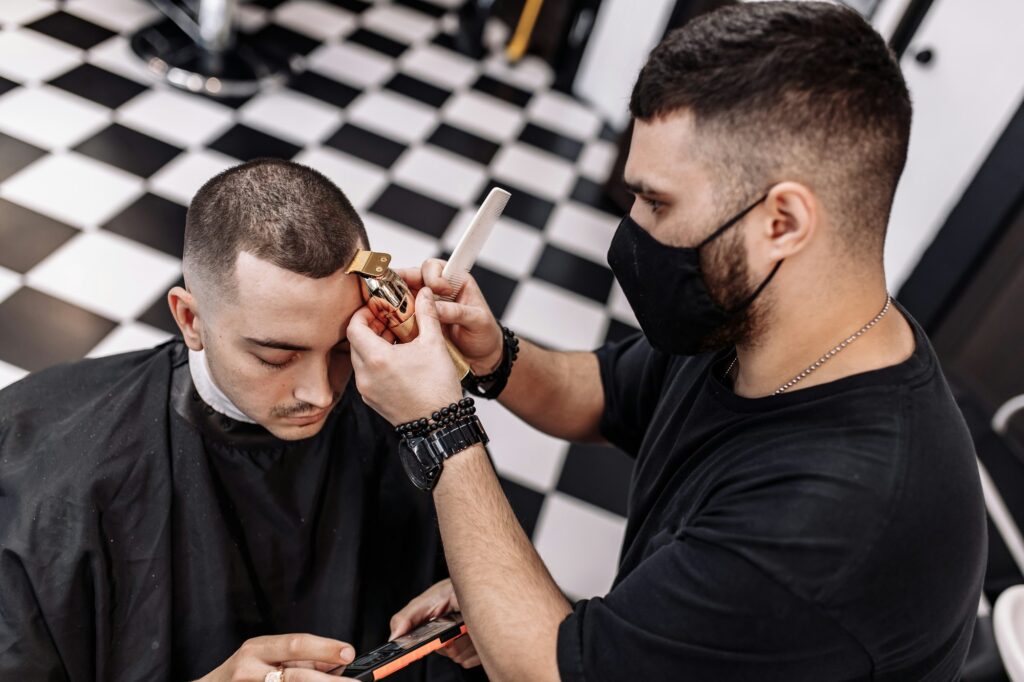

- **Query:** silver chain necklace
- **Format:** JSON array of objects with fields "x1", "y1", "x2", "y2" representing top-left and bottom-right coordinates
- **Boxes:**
[{"x1": 725, "y1": 295, "x2": 892, "y2": 396}]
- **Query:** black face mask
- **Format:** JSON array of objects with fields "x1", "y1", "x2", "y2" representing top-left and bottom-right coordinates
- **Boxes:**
[{"x1": 606, "y1": 194, "x2": 782, "y2": 356}]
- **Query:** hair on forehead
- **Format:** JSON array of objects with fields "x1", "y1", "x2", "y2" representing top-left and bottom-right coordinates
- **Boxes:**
[{"x1": 182, "y1": 157, "x2": 368, "y2": 297}]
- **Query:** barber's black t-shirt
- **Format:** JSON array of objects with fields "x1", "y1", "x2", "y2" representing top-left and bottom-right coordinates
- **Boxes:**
[{"x1": 556, "y1": 308, "x2": 986, "y2": 681}]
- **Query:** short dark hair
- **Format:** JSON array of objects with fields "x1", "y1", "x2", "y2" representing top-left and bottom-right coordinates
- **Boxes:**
[
  {"x1": 631, "y1": 1, "x2": 911, "y2": 255},
  {"x1": 183, "y1": 158, "x2": 368, "y2": 295}
]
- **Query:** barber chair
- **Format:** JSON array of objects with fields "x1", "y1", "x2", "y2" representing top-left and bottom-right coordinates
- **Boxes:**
[{"x1": 131, "y1": 0, "x2": 296, "y2": 98}]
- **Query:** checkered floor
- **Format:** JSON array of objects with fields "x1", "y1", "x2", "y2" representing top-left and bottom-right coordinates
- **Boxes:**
[{"x1": 0, "y1": 0, "x2": 641, "y2": 599}]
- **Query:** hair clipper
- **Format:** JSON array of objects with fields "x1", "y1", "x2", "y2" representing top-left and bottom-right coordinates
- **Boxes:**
[{"x1": 346, "y1": 250, "x2": 473, "y2": 384}]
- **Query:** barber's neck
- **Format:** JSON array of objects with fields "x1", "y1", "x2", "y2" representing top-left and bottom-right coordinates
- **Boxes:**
[{"x1": 731, "y1": 267, "x2": 913, "y2": 398}]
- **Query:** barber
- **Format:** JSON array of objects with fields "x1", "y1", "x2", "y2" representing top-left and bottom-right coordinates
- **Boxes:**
[{"x1": 346, "y1": 3, "x2": 986, "y2": 680}]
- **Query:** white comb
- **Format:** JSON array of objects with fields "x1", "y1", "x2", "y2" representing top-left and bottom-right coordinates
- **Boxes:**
[{"x1": 440, "y1": 187, "x2": 511, "y2": 301}]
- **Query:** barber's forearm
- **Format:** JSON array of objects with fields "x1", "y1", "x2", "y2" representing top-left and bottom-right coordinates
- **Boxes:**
[
  {"x1": 433, "y1": 444, "x2": 570, "y2": 682},
  {"x1": 497, "y1": 339, "x2": 604, "y2": 443}
]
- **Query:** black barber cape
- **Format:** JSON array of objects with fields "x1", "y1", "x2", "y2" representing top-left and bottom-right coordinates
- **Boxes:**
[
  {"x1": 557, "y1": 308, "x2": 986, "y2": 681},
  {"x1": 0, "y1": 340, "x2": 477, "y2": 682}
]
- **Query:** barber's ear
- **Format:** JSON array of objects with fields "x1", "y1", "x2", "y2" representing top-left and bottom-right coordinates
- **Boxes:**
[
  {"x1": 167, "y1": 286, "x2": 204, "y2": 351},
  {"x1": 761, "y1": 181, "x2": 817, "y2": 261}
]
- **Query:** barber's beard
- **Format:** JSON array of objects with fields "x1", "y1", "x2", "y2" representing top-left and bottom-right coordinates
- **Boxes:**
[{"x1": 692, "y1": 231, "x2": 768, "y2": 353}]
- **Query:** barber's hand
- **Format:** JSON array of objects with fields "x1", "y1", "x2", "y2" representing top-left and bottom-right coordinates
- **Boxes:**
[
  {"x1": 347, "y1": 286, "x2": 464, "y2": 426},
  {"x1": 390, "y1": 579, "x2": 481, "y2": 670},
  {"x1": 396, "y1": 259, "x2": 504, "y2": 375},
  {"x1": 196, "y1": 633, "x2": 359, "y2": 681}
]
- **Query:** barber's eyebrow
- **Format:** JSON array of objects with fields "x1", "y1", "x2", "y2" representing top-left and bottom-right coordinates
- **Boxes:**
[
  {"x1": 244, "y1": 336, "x2": 349, "y2": 352},
  {"x1": 623, "y1": 177, "x2": 667, "y2": 196}
]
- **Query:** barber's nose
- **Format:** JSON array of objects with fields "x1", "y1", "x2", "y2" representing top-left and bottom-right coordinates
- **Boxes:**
[{"x1": 293, "y1": 358, "x2": 334, "y2": 409}]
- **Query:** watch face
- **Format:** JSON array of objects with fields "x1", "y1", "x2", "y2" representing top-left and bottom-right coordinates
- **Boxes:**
[{"x1": 399, "y1": 437, "x2": 441, "y2": 491}]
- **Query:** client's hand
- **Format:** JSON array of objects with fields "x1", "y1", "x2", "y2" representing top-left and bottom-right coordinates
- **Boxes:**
[
  {"x1": 396, "y1": 259, "x2": 504, "y2": 376},
  {"x1": 390, "y1": 579, "x2": 481, "y2": 670},
  {"x1": 196, "y1": 633, "x2": 358, "y2": 681}
]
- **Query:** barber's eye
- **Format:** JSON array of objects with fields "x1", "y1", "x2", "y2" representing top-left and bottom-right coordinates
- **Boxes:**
[{"x1": 643, "y1": 197, "x2": 662, "y2": 212}]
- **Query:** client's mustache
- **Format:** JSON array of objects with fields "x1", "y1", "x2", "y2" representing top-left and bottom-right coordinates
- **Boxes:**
[{"x1": 272, "y1": 393, "x2": 342, "y2": 418}]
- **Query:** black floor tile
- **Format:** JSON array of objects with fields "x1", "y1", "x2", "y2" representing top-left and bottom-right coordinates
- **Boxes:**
[
  {"x1": 394, "y1": 0, "x2": 447, "y2": 18},
  {"x1": 498, "y1": 474, "x2": 546, "y2": 537},
  {"x1": 476, "y1": 181, "x2": 554, "y2": 230},
  {"x1": 246, "y1": 23, "x2": 321, "y2": 56},
  {"x1": 518, "y1": 122, "x2": 584, "y2": 162},
  {"x1": 102, "y1": 193, "x2": 187, "y2": 258},
  {"x1": 599, "y1": 122, "x2": 621, "y2": 143},
  {"x1": 0, "y1": 76, "x2": 18, "y2": 98},
  {"x1": 288, "y1": 70, "x2": 361, "y2": 109},
  {"x1": 0, "y1": 199, "x2": 77, "y2": 273},
  {"x1": 325, "y1": 0, "x2": 371, "y2": 12},
  {"x1": 571, "y1": 176, "x2": 625, "y2": 216},
  {"x1": 427, "y1": 123, "x2": 498, "y2": 166},
  {"x1": 138, "y1": 276, "x2": 183, "y2": 335},
  {"x1": 74, "y1": 124, "x2": 183, "y2": 178},
  {"x1": 370, "y1": 183, "x2": 458, "y2": 239},
  {"x1": 324, "y1": 123, "x2": 406, "y2": 169},
  {"x1": 385, "y1": 73, "x2": 450, "y2": 108},
  {"x1": 208, "y1": 123, "x2": 302, "y2": 162},
  {"x1": 347, "y1": 28, "x2": 407, "y2": 58},
  {"x1": 0, "y1": 287, "x2": 117, "y2": 373},
  {"x1": 246, "y1": 0, "x2": 288, "y2": 7},
  {"x1": 604, "y1": 318, "x2": 640, "y2": 345},
  {"x1": 0, "y1": 133, "x2": 46, "y2": 183},
  {"x1": 556, "y1": 442, "x2": 634, "y2": 517},
  {"x1": 26, "y1": 11, "x2": 115, "y2": 50},
  {"x1": 472, "y1": 74, "x2": 531, "y2": 108},
  {"x1": 48, "y1": 63, "x2": 147, "y2": 109},
  {"x1": 532, "y1": 245, "x2": 614, "y2": 303}
]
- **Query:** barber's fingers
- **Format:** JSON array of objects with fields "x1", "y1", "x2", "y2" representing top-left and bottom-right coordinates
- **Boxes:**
[
  {"x1": 438, "y1": 636, "x2": 481, "y2": 669},
  {"x1": 247, "y1": 634, "x2": 354, "y2": 667},
  {"x1": 420, "y1": 259, "x2": 453, "y2": 298},
  {"x1": 413, "y1": 287, "x2": 443, "y2": 342},
  {"x1": 278, "y1": 667, "x2": 358, "y2": 681},
  {"x1": 347, "y1": 308, "x2": 392, "y2": 354},
  {"x1": 435, "y1": 300, "x2": 492, "y2": 331},
  {"x1": 389, "y1": 579, "x2": 457, "y2": 640},
  {"x1": 394, "y1": 266, "x2": 423, "y2": 293}
]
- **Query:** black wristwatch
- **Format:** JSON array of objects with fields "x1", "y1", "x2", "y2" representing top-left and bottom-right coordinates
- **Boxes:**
[{"x1": 399, "y1": 416, "x2": 489, "y2": 491}]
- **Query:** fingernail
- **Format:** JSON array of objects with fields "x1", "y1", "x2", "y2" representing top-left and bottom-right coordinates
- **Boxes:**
[{"x1": 340, "y1": 646, "x2": 355, "y2": 663}]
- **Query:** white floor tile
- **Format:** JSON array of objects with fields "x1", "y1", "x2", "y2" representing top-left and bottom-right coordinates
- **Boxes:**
[
  {"x1": 87, "y1": 35, "x2": 160, "y2": 85},
  {"x1": 148, "y1": 148, "x2": 238, "y2": 206},
  {"x1": 0, "y1": 359, "x2": 29, "y2": 391},
  {"x1": 273, "y1": 0, "x2": 356, "y2": 41},
  {"x1": 346, "y1": 89, "x2": 436, "y2": 144},
  {"x1": 65, "y1": 0, "x2": 161, "y2": 33},
  {"x1": 577, "y1": 138, "x2": 617, "y2": 182},
  {"x1": 534, "y1": 492, "x2": 627, "y2": 599},
  {"x1": 607, "y1": 280, "x2": 639, "y2": 327},
  {"x1": 0, "y1": 266, "x2": 21, "y2": 304},
  {"x1": 475, "y1": 398, "x2": 568, "y2": 492},
  {"x1": 0, "y1": 0, "x2": 56, "y2": 27},
  {"x1": 239, "y1": 88, "x2": 342, "y2": 145},
  {"x1": 116, "y1": 87, "x2": 235, "y2": 149},
  {"x1": 307, "y1": 41, "x2": 394, "y2": 88},
  {"x1": 27, "y1": 231, "x2": 181, "y2": 321},
  {"x1": 442, "y1": 90, "x2": 525, "y2": 142},
  {"x1": 0, "y1": 85, "x2": 109, "y2": 150},
  {"x1": 392, "y1": 146, "x2": 487, "y2": 207},
  {"x1": 362, "y1": 4, "x2": 438, "y2": 44},
  {"x1": 398, "y1": 43, "x2": 478, "y2": 90},
  {"x1": 293, "y1": 146, "x2": 388, "y2": 210},
  {"x1": 1, "y1": 151, "x2": 143, "y2": 229},
  {"x1": 87, "y1": 321, "x2": 173, "y2": 358},
  {"x1": 491, "y1": 143, "x2": 576, "y2": 200},
  {"x1": 528, "y1": 90, "x2": 602, "y2": 140},
  {"x1": 504, "y1": 279, "x2": 608, "y2": 351},
  {"x1": 483, "y1": 54, "x2": 552, "y2": 91},
  {"x1": 0, "y1": 27, "x2": 80, "y2": 82},
  {"x1": 442, "y1": 210, "x2": 543, "y2": 280},
  {"x1": 546, "y1": 202, "x2": 620, "y2": 265},
  {"x1": 362, "y1": 213, "x2": 439, "y2": 269}
]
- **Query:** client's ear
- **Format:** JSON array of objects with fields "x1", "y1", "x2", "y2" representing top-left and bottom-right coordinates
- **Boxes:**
[{"x1": 167, "y1": 286, "x2": 204, "y2": 351}]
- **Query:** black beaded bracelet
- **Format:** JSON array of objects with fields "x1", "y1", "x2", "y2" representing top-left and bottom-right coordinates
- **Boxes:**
[
  {"x1": 395, "y1": 397, "x2": 477, "y2": 439},
  {"x1": 466, "y1": 326, "x2": 519, "y2": 400}
]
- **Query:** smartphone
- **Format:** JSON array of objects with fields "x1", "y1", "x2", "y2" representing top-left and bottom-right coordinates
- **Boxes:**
[{"x1": 327, "y1": 613, "x2": 467, "y2": 680}]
